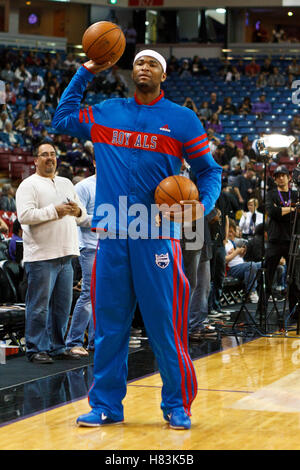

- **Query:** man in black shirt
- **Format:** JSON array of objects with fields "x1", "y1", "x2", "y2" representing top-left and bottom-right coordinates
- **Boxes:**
[{"x1": 265, "y1": 165, "x2": 300, "y2": 317}]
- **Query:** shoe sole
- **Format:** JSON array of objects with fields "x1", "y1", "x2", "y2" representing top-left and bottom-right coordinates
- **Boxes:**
[
  {"x1": 77, "y1": 420, "x2": 124, "y2": 427},
  {"x1": 169, "y1": 424, "x2": 191, "y2": 430}
]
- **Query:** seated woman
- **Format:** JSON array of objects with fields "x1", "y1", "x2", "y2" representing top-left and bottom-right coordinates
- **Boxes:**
[
  {"x1": 205, "y1": 113, "x2": 223, "y2": 134},
  {"x1": 239, "y1": 198, "x2": 263, "y2": 238}
]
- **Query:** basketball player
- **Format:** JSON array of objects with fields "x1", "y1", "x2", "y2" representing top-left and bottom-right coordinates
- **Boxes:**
[{"x1": 52, "y1": 50, "x2": 222, "y2": 430}]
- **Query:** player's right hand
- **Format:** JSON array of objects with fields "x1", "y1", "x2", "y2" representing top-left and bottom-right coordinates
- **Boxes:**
[{"x1": 83, "y1": 59, "x2": 112, "y2": 74}]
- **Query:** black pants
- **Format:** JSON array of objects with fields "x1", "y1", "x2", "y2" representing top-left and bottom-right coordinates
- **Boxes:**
[
  {"x1": 265, "y1": 241, "x2": 300, "y2": 315},
  {"x1": 209, "y1": 243, "x2": 226, "y2": 311}
]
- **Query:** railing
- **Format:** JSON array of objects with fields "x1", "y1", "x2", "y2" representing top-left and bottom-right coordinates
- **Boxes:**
[
  {"x1": 226, "y1": 42, "x2": 300, "y2": 58},
  {"x1": 0, "y1": 32, "x2": 67, "y2": 51}
]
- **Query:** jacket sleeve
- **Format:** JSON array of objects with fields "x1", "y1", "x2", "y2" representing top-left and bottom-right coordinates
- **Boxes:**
[
  {"x1": 181, "y1": 109, "x2": 222, "y2": 215},
  {"x1": 266, "y1": 190, "x2": 283, "y2": 221},
  {"x1": 52, "y1": 66, "x2": 96, "y2": 141}
]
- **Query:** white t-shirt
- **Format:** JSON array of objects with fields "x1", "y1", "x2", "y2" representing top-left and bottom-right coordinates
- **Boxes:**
[
  {"x1": 16, "y1": 173, "x2": 87, "y2": 262},
  {"x1": 225, "y1": 239, "x2": 244, "y2": 268}
]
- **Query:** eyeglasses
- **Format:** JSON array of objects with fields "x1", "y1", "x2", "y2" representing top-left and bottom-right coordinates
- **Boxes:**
[{"x1": 38, "y1": 152, "x2": 56, "y2": 157}]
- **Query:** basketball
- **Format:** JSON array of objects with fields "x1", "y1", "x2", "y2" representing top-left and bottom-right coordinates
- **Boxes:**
[
  {"x1": 154, "y1": 175, "x2": 199, "y2": 217},
  {"x1": 82, "y1": 21, "x2": 126, "y2": 66}
]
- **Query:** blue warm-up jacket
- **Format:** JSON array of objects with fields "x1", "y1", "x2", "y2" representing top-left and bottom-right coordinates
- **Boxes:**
[{"x1": 52, "y1": 65, "x2": 222, "y2": 238}]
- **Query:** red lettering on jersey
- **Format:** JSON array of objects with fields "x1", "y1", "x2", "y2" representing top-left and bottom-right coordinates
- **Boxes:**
[{"x1": 91, "y1": 124, "x2": 183, "y2": 160}]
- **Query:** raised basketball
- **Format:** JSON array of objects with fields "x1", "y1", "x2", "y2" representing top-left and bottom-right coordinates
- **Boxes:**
[
  {"x1": 154, "y1": 175, "x2": 199, "y2": 208},
  {"x1": 82, "y1": 21, "x2": 126, "y2": 66}
]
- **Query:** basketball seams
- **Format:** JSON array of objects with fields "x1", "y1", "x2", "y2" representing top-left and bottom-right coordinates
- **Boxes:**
[
  {"x1": 172, "y1": 175, "x2": 184, "y2": 201},
  {"x1": 84, "y1": 25, "x2": 121, "y2": 55},
  {"x1": 93, "y1": 29, "x2": 123, "y2": 62},
  {"x1": 155, "y1": 185, "x2": 179, "y2": 205}
]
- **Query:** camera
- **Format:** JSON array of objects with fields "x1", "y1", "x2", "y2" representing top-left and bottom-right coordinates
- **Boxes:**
[{"x1": 235, "y1": 238, "x2": 248, "y2": 248}]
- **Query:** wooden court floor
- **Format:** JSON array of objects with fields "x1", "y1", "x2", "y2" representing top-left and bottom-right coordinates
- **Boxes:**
[{"x1": 1, "y1": 333, "x2": 300, "y2": 450}]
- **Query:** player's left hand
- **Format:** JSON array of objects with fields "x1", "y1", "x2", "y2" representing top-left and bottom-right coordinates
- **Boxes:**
[{"x1": 162, "y1": 200, "x2": 204, "y2": 223}]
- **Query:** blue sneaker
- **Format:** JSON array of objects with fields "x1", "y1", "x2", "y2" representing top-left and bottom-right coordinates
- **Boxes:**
[
  {"x1": 76, "y1": 410, "x2": 123, "y2": 427},
  {"x1": 163, "y1": 408, "x2": 191, "y2": 430}
]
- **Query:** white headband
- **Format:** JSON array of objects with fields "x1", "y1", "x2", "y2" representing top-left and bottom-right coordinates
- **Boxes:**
[{"x1": 133, "y1": 49, "x2": 167, "y2": 73}]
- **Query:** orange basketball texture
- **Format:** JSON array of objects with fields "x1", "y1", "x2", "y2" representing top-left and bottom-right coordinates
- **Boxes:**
[
  {"x1": 82, "y1": 21, "x2": 126, "y2": 65},
  {"x1": 154, "y1": 175, "x2": 199, "y2": 207}
]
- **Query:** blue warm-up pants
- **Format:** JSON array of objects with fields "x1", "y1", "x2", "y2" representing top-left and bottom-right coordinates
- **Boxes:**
[{"x1": 88, "y1": 237, "x2": 198, "y2": 420}]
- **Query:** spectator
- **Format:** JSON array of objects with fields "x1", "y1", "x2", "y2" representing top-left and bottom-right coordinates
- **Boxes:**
[
  {"x1": 35, "y1": 101, "x2": 52, "y2": 126},
  {"x1": 233, "y1": 167, "x2": 256, "y2": 210},
  {"x1": 288, "y1": 136, "x2": 300, "y2": 157},
  {"x1": 272, "y1": 26, "x2": 285, "y2": 43},
  {"x1": 256, "y1": 72, "x2": 268, "y2": 89},
  {"x1": 24, "y1": 103, "x2": 34, "y2": 125},
  {"x1": 267, "y1": 67, "x2": 285, "y2": 87},
  {"x1": 245, "y1": 59, "x2": 260, "y2": 77},
  {"x1": 178, "y1": 59, "x2": 191, "y2": 78},
  {"x1": 222, "y1": 182, "x2": 240, "y2": 219},
  {"x1": 230, "y1": 148, "x2": 249, "y2": 172},
  {"x1": 224, "y1": 134, "x2": 237, "y2": 161},
  {"x1": 14, "y1": 111, "x2": 26, "y2": 132},
  {"x1": 166, "y1": 56, "x2": 179, "y2": 75},
  {"x1": 0, "y1": 63, "x2": 15, "y2": 83},
  {"x1": 252, "y1": 22, "x2": 268, "y2": 42},
  {"x1": 222, "y1": 96, "x2": 237, "y2": 116},
  {"x1": 208, "y1": 192, "x2": 230, "y2": 316},
  {"x1": 207, "y1": 128, "x2": 221, "y2": 153},
  {"x1": 10, "y1": 78, "x2": 21, "y2": 97},
  {"x1": 53, "y1": 134, "x2": 67, "y2": 159},
  {"x1": 239, "y1": 198, "x2": 263, "y2": 238},
  {"x1": 66, "y1": 165, "x2": 96, "y2": 355},
  {"x1": 14, "y1": 63, "x2": 31, "y2": 83},
  {"x1": 225, "y1": 218, "x2": 259, "y2": 303},
  {"x1": 289, "y1": 115, "x2": 300, "y2": 136},
  {"x1": 191, "y1": 55, "x2": 210, "y2": 76},
  {"x1": 56, "y1": 161, "x2": 74, "y2": 181},
  {"x1": 0, "y1": 216, "x2": 8, "y2": 236},
  {"x1": 8, "y1": 218, "x2": 23, "y2": 261},
  {"x1": 287, "y1": 58, "x2": 300, "y2": 76},
  {"x1": 45, "y1": 84, "x2": 59, "y2": 108},
  {"x1": 213, "y1": 145, "x2": 230, "y2": 172},
  {"x1": 15, "y1": 141, "x2": 87, "y2": 364},
  {"x1": 0, "y1": 183, "x2": 16, "y2": 212},
  {"x1": 252, "y1": 94, "x2": 272, "y2": 117},
  {"x1": 225, "y1": 66, "x2": 240, "y2": 82},
  {"x1": 22, "y1": 126, "x2": 36, "y2": 151},
  {"x1": 0, "y1": 111, "x2": 11, "y2": 131},
  {"x1": 24, "y1": 71, "x2": 44, "y2": 100},
  {"x1": 63, "y1": 53, "x2": 80, "y2": 70},
  {"x1": 29, "y1": 114, "x2": 45, "y2": 138},
  {"x1": 198, "y1": 101, "x2": 212, "y2": 123},
  {"x1": 238, "y1": 97, "x2": 252, "y2": 115},
  {"x1": 208, "y1": 92, "x2": 222, "y2": 114},
  {"x1": 188, "y1": 216, "x2": 215, "y2": 339},
  {"x1": 1, "y1": 121, "x2": 24, "y2": 148},
  {"x1": 243, "y1": 223, "x2": 265, "y2": 263},
  {"x1": 104, "y1": 66, "x2": 128, "y2": 97},
  {"x1": 261, "y1": 58, "x2": 274, "y2": 76},
  {"x1": 205, "y1": 113, "x2": 223, "y2": 134},
  {"x1": 287, "y1": 73, "x2": 295, "y2": 89},
  {"x1": 218, "y1": 58, "x2": 231, "y2": 78},
  {"x1": 236, "y1": 59, "x2": 245, "y2": 75},
  {"x1": 4, "y1": 83, "x2": 16, "y2": 105},
  {"x1": 183, "y1": 97, "x2": 198, "y2": 114}
]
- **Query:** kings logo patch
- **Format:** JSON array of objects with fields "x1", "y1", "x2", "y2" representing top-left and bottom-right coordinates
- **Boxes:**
[{"x1": 155, "y1": 253, "x2": 170, "y2": 269}]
